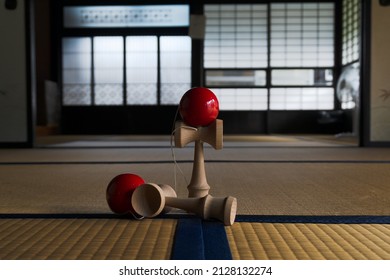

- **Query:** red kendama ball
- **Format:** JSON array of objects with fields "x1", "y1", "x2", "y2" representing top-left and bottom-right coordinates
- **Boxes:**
[
  {"x1": 179, "y1": 87, "x2": 219, "y2": 127},
  {"x1": 106, "y1": 173, "x2": 145, "y2": 215}
]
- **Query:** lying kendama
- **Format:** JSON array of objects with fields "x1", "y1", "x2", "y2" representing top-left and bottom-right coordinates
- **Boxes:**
[{"x1": 106, "y1": 87, "x2": 237, "y2": 226}]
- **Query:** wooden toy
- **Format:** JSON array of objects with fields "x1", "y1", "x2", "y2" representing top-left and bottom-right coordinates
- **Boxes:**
[
  {"x1": 174, "y1": 119, "x2": 223, "y2": 198},
  {"x1": 107, "y1": 88, "x2": 238, "y2": 225},
  {"x1": 131, "y1": 183, "x2": 237, "y2": 226}
]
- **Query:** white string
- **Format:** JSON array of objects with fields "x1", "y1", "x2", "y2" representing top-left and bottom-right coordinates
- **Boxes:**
[
  {"x1": 130, "y1": 212, "x2": 144, "y2": 220},
  {"x1": 170, "y1": 106, "x2": 197, "y2": 190}
]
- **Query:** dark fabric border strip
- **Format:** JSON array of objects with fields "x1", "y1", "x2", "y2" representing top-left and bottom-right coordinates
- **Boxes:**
[
  {"x1": 202, "y1": 220, "x2": 233, "y2": 260},
  {"x1": 170, "y1": 218, "x2": 233, "y2": 260},
  {"x1": 1, "y1": 214, "x2": 389, "y2": 224},
  {"x1": 236, "y1": 215, "x2": 390, "y2": 224},
  {"x1": 170, "y1": 218, "x2": 205, "y2": 260}
]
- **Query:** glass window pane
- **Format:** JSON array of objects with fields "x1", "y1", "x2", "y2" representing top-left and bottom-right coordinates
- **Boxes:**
[
  {"x1": 272, "y1": 69, "x2": 333, "y2": 86},
  {"x1": 270, "y1": 87, "x2": 334, "y2": 110},
  {"x1": 204, "y1": 4, "x2": 268, "y2": 68},
  {"x1": 126, "y1": 36, "x2": 158, "y2": 105},
  {"x1": 211, "y1": 88, "x2": 268, "y2": 110},
  {"x1": 64, "y1": 5, "x2": 189, "y2": 28},
  {"x1": 160, "y1": 36, "x2": 191, "y2": 105},
  {"x1": 62, "y1": 37, "x2": 92, "y2": 105},
  {"x1": 270, "y1": 3, "x2": 334, "y2": 67},
  {"x1": 93, "y1": 36, "x2": 123, "y2": 105},
  {"x1": 342, "y1": 0, "x2": 360, "y2": 65},
  {"x1": 206, "y1": 70, "x2": 266, "y2": 87}
]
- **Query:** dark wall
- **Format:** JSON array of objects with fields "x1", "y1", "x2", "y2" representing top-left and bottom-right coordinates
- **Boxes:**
[
  {"x1": 34, "y1": 0, "x2": 53, "y2": 126},
  {"x1": 61, "y1": 106, "x2": 179, "y2": 135},
  {"x1": 61, "y1": 107, "x2": 352, "y2": 135}
]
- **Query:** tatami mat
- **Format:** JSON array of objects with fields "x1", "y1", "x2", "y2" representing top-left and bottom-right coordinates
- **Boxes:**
[
  {"x1": 0, "y1": 218, "x2": 176, "y2": 260},
  {"x1": 226, "y1": 222, "x2": 390, "y2": 260},
  {"x1": 35, "y1": 134, "x2": 349, "y2": 148},
  {"x1": 0, "y1": 135, "x2": 389, "y2": 261},
  {"x1": 3, "y1": 146, "x2": 390, "y2": 164},
  {"x1": 1, "y1": 215, "x2": 387, "y2": 260},
  {"x1": 0, "y1": 162, "x2": 388, "y2": 215}
]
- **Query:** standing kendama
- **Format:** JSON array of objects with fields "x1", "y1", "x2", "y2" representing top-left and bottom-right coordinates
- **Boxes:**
[{"x1": 105, "y1": 87, "x2": 237, "y2": 226}]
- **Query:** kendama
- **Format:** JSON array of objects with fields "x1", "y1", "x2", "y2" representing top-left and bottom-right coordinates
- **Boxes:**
[
  {"x1": 131, "y1": 183, "x2": 237, "y2": 226},
  {"x1": 106, "y1": 87, "x2": 238, "y2": 226}
]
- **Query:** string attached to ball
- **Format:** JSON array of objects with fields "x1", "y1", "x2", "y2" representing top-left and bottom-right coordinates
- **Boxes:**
[{"x1": 170, "y1": 105, "x2": 197, "y2": 192}]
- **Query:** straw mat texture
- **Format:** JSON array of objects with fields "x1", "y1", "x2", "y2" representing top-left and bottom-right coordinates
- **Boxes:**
[
  {"x1": 5, "y1": 146, "x2": 390, "y2": 164},
  {"x1": 1, "y1": 162, "x2": 389, "y2": 215},
  {"x1": 0, "y1": 218, "x2": 176, "y2": 260},
  {"x1": 226, "y1": 222, "x2": 390, "y2": 260},
  {"x1": 1, "y1": 136, "x2": 389, "y2": 260}
]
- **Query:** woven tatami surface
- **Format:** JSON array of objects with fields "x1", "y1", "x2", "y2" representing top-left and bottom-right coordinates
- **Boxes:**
[
  {"x1": 0, "y1": 136, "x2": 389, "y2": 260},
  {"x1": 0, "y1": 163, "x2": 388, "y2": 215},
  {"x1": 0, "y1": 218, "x2": 176, "y2": 260},
  {"x1": 226, "y1": 222, "x2": 390, "y2": 260}
]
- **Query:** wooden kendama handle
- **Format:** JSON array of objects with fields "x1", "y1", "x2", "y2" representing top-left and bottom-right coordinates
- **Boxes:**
[
  {"x1": 174, "y1": 119, "x2": 223, "y2": 198},
  {"x1": 165, "y1": 195, "x2": 237, "y2": 226},
  {"x1": 131, "y1": 183, "x2": 237, "y2": 226},
  {"x1": 187, "y1": 140, "x2": 210, "y2": 198}
]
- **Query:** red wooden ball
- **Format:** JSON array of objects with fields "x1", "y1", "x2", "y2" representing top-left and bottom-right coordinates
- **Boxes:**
[
  {"x1": 179, "y1": 87, "x2": 219, "y2": 127},
  {"x1": 106, "y1": 173, "x2": 145, "y2": 215}
]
